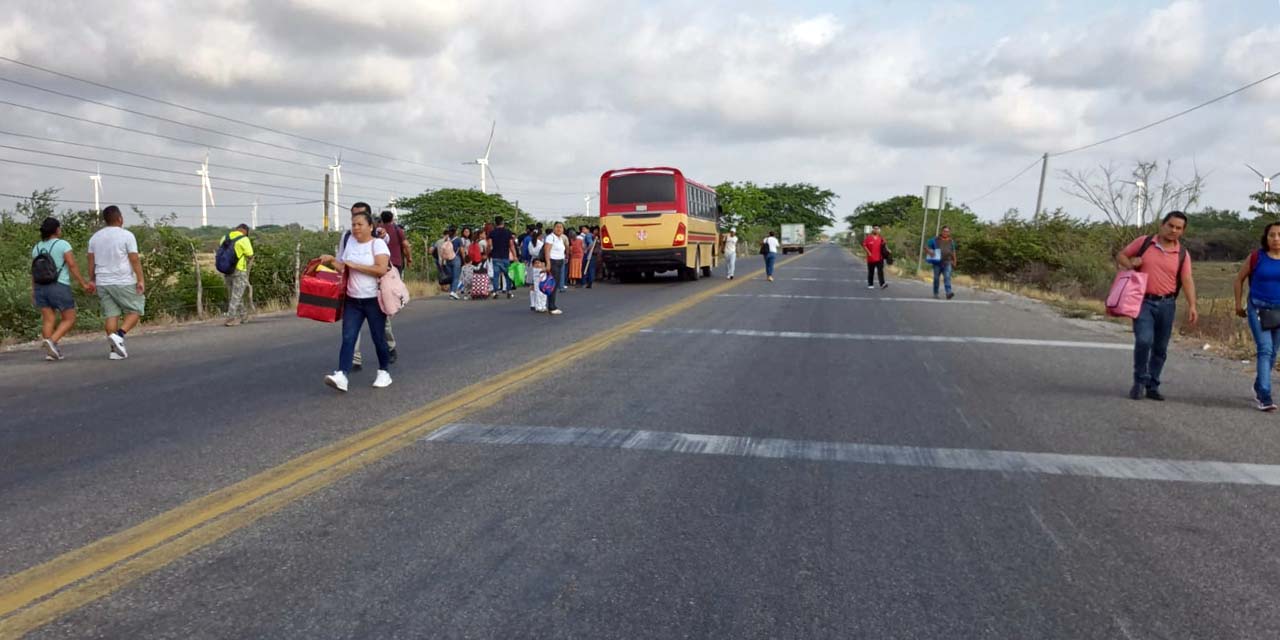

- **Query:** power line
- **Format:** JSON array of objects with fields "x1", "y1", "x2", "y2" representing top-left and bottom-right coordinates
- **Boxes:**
[
  {"x1": 1051, "y1": 68, "x2": 1280, "y2": 157},
  {"x1": 964, "y1": 156, "x2": 1043, "y2": 204},
  {"x1": 0, "y1": 128, "x2": 402, "y2": 193},
  {"x1": 0, "y1": 190, "x2": 320, "y2": 208},
  {"x1": 1, "y1": 143, "x2": 325, "y2": 197},
  {"x1": 0, "y1": 55, "x2": 588, "y2": 190},
  {"x1": 0, "y1": 98, "x2": 475, "y2": 193},
  {"x1": 0, "y1": 156, "x2": 318, "y2": 202}
]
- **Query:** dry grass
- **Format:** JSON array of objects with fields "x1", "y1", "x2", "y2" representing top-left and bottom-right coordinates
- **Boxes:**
[{"x1": 891, "y1": 262, "x2": 1255, "y2": 360}]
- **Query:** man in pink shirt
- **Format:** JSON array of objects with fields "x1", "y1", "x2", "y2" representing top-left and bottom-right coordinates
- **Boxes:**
[{"x1": 1116, "y1": 211, "x2": 1199, "y2": 401}]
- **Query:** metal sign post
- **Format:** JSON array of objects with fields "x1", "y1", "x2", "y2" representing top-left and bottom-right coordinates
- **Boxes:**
[{"x1": 917, "y1": 185, "x2": 945, "y2": 272}]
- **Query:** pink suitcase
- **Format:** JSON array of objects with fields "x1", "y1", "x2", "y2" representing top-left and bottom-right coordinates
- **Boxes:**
[{"x1": 1105, "y1": 270, "x2": 1148, "y2": 319}]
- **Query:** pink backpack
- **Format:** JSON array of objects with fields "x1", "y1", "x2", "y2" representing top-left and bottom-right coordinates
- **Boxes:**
[
  {"x1": 378, "y1": 268, "x2": 410, "y2": 316},
  {"x1": 1105, "y1": 270, "x2": 1148, "y2": 318}
]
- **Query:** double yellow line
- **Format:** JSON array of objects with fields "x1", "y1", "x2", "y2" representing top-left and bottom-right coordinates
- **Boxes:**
[{"x1": 0, "y1": 253, "x2": 804, "y2": 639}]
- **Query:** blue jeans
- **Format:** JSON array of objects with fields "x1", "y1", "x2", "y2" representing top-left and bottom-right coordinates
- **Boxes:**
[
  {"x1": 339, "y1": 297, "x2": 389, "y2": 374},
  {"x1": 1133, "y1": 297, "x2": 1176, "y2": 390},
  {"x1": 491, "y1": 258, "x2": 511, "y2": 292},
  {"x1": 764, "y1": 252, "x2": 776, "y2": 276},
  {"x1": 932, "y1": 263, "x2": 953, "y2": 295},
  {"x1": 448, "y1": 257, "x2": 464, "y2": 294},
  {"x1": 584, "y1": 255, "x2": 597, "y2": 286},
  {"x1": 1248, "y1": 300, "x2": 1280, "y2": 403},
  {"x1": 551, "y1": 259, "x2": 566, "y2": 291}
]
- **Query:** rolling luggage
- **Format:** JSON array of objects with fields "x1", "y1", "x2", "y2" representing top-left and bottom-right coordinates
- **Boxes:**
[
  {"x1": 469, "y1": 264, "x2": 492, "y2": 299},
  {"x1": 297, "y1": 259, "x2": 344, "y2": 322}
]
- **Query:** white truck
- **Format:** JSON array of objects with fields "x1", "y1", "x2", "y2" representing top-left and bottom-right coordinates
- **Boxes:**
[{"x1": 779, "y1": 223, "x2": 806, "y2": 254}]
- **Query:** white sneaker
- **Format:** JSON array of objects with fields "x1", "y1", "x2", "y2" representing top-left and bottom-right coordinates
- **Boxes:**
[
  {"x1": 372, "y1": 370, "x2": 393, "y2": 388},
  {"x1": 42, "y1": 338, "x2": 63, "y2": 360},
  {"x1": 867, "y1": 285, "x2": 875, "y2": 289},
  {"x1": 449, "y1": 292, "x2": 459, "y2": 300},
  {"x1": 324, "y1": 371, "x2": 349, "y2": 392},
  {"x1": 550, "y1": 309, "x2": 563, "y2": 315},
  {"x1": 108, "y1": 352, "x2": 125, "y2": 360},
  {"x1": 108, "y1": 333, "x2": 128, "y2": 358}
]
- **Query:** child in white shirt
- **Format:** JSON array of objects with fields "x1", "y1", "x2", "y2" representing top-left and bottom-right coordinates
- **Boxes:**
[{"x1": 529, "y1": 259, "x2": 548, "y2": 312}]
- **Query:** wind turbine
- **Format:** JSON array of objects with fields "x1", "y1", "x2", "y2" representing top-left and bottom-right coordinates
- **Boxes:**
[
  {"x1": 584, "y1": 193, "x2": 592, "y2": 216},
  {"x1": 197, "y1": 153, "x2": 215, "y2": 226},
  {"x1": 88, "y1": 164, "x2": 102, "y2": 213},
  {"x1": 1246, "y1": 164, "x2": 1280, "y2": 214},
  {"x1": 463, "y1": 121, "x2": 498, "y2": 194},
  {"x1": 251, "y1": 199, "x2": 259, "y2": 230},
  {"x1": 1119, "y1": 179, "x2": 1147, "y2": 226},
  {"x1": 329, "y1": 154, "x2": 343, "y2": 231}
]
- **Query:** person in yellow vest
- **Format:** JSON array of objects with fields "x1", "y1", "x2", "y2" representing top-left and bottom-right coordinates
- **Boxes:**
[{"x1": 223, "y1": 224, "x2": 254, "y2": 327}]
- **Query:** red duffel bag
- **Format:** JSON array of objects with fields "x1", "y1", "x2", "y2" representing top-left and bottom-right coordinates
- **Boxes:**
[{"x1": 297, "y1": 258, "x2": 345, "y2": 322}]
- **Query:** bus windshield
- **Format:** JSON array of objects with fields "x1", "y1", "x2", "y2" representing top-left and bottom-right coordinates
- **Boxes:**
[{"x1": 607, "y1": 173, "x2": 676, "y2": 205}]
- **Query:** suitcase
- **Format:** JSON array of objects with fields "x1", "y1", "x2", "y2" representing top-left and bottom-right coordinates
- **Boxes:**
[
  {"x1": 469, "y1": 268, "x2": 492, "y2": 299},
  {"x1": 297, "y1": 258, "x2": 345, "y2": 322}
]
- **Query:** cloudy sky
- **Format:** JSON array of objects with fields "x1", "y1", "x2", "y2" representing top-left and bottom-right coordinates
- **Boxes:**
[{"x1": 1, "y1": 0, "x2": 1277, "y2": 229}]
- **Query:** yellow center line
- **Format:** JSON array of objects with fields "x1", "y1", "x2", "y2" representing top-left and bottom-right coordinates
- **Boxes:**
[{"x1": 0, "y1": 251, "x2": 807, "y2": 639}]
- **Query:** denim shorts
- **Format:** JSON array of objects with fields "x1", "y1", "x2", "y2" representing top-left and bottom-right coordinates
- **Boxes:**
[{"x1": 33, "y1": 283, "x2": 76, "y2": 311}]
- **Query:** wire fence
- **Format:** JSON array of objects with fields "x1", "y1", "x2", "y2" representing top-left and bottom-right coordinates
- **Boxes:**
[{"x1": 1, "y1": 208, "x2": 440, "y2": 342}]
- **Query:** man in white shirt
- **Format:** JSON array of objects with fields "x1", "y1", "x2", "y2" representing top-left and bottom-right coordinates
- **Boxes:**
[
  {"x1": 723, "y1": 229, "x2": 738, "y2": 280},
  {"x1": 87, "y1": 206, "x2": 145, "y2": 359}
]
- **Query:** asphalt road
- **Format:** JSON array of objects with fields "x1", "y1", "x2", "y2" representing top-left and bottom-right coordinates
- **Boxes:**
[{"x1": 4, "y1": 244, "x2": 1280, "y2": 639}]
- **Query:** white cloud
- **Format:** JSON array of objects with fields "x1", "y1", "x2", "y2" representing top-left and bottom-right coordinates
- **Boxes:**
[{"x1": 0, "y1": 0, "x2": 1271, "y2": 227}]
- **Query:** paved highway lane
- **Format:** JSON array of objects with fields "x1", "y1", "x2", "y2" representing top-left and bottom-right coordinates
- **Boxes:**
[{"x1": 7, "y1": 244, "x2": 1280, "y2": 638}]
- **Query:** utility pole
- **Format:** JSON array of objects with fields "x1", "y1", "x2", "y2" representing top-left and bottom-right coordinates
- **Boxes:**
[
  {"x1": 1033, "y1": 152, "x2": 1049, "y2": 217},
  {"x1": 323, "y1": 173, "x2": 331, "y2": 231}
]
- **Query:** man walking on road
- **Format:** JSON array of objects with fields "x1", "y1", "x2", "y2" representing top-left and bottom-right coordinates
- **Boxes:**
[
  {"x1": 723, "y1": 228, "x2": 738, "y2": 280},
  {"x1": 380, "y1": 210, "x2": 412, "y2": 274},
  {"x1": 220, "y1": 224, "x2": 254, "y2": 327},
  {"x1": 863, "y1": 225, "x2": 888, "y2": 289},
  {"x1": 1117, "y1": 211, "x2": 1198, "y2": 401},
  {"x1": 928, "y1": 226, "x2": 957, "y2": 299},
  {"x1": 489, "y1": 216, "x2": 516, "y2": 299},
  {"x1": 87, "y1": 205, "x2": 145, "y2": 360}
]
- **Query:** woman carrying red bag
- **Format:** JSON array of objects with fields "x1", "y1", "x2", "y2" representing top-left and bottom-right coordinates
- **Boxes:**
[{"x1": 317, "y1": 206, "x2": 393, "y2": 392}]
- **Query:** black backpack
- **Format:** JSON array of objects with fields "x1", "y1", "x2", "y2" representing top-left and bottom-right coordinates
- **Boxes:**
[
  {"x1": 31, "y1": 242, "x2": 62, "y2": 285},
  {"x1": 215, "y1": 234, "x2": 241, "y2": 275}
]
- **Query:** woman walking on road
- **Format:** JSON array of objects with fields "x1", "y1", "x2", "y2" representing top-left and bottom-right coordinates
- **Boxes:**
[
  {"x1": 761, "y1": 230, "x2": 780, "y2": 282},
  {"x1": 723, "y1": 228, "x2": 738, "y2": 280},
  {"x1": 569, "y1": 230, "x2": 585, "y2": 287},
  {"x1": 545, "y1": 222, "x2": 569, "y2": 293},
  {"x1": 319, "y1": 209, "x2": 393, "y2": 392},
  {"x1": 30, "y1": 217, "x2": 94, "y2": 360},
  {"x1": 1235, "y1": 221, "x2": 1280, "y2": 412}
]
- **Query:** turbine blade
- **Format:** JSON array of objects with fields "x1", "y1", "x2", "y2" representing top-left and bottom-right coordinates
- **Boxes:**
[
  {"x1": 486, "y1": 165, "x2": 499, "y2": 193},
  {"x1": 1270, "y1": 172, "x2": 1280, "y2": 181},
  {"x1": 484, "y1": 120, "x2": 495, "y2": 159},
  {"x1": 1247, "y1": 163, "x2": 1265, "y2": 179}
]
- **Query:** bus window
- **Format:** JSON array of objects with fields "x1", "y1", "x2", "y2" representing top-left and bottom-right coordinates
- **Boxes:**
[{"x1": 608, "y1": 174, "x2": 676, "y2": 205}]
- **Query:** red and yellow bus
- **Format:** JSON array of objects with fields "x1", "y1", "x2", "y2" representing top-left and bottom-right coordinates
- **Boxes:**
[{"x1": 598, "y1": 167, "x2": 719, "y2": 281}]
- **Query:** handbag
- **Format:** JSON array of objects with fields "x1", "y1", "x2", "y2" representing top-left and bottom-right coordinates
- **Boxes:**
[
  {"x1": 1259, "y1": 305, "x2": 1280, "y2": 331},
  {"x1": 1104, "y1": 270, "x2": 1148, "y2": 319}
]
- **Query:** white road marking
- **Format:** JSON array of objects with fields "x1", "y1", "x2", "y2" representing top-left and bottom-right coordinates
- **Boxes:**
[
  {"x1": 717, "y1": 293, "x2": 990, "y2": 305},
  {"x1": 424, "y1": 424, "x2": 1280, "y2": 487},
  {"x1": 774, "y1": 277, "x2": 858, "y2": 282},
  {"x1": 637, "y1": 327, "x2": 1131, "y2": 350}
]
